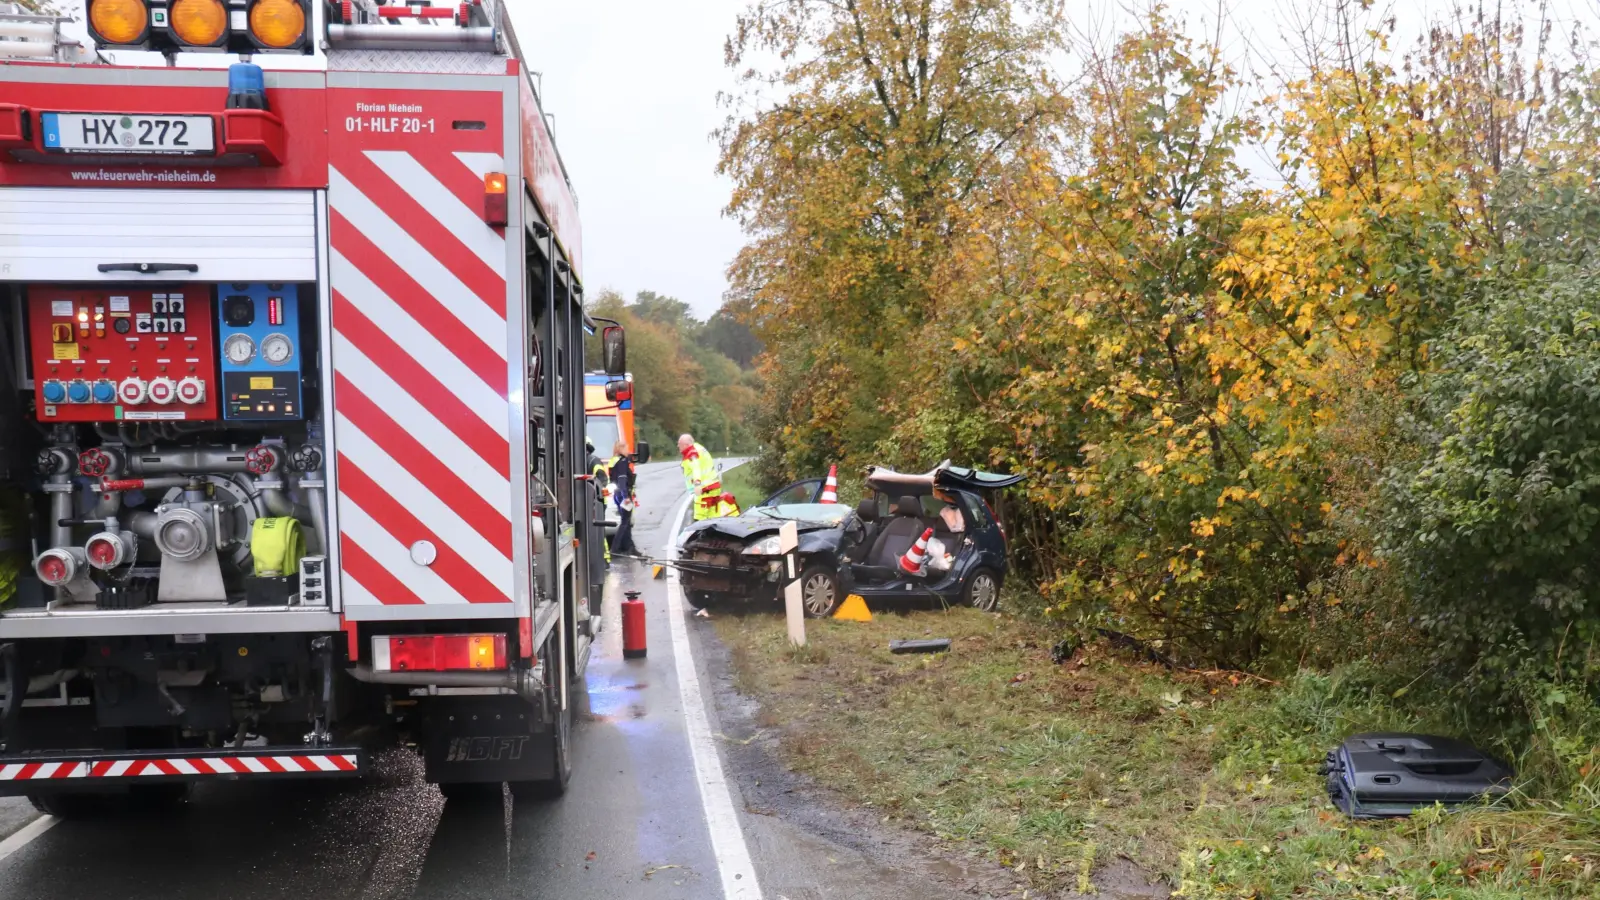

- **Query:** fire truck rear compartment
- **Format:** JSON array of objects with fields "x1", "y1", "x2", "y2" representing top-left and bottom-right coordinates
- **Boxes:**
[{"x1": 1, "y1": 279, "x2": 330, "y2": 618}]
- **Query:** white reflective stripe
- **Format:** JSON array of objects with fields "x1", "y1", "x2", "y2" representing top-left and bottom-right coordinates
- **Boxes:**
[
  {"x1": 32, "y1": 762, "x2": 59, "y2": 779},
  {"x1": 452, "y1": 151, "x2": 504, "y2": 181},
  {"x1": 64, "y1": 762, "x2": 88, "y2": 778},
  {"x1": 335, "y1": 497, "x2": 474, "y2": 606},
  {"x1": 137, "y1": 763, "x2": 165, "y2": 775},
  {"x1": 170, "y1": 758, "x2": 200, "y2": 776},
  {"x1": 106, "y1": 759, "x2": 135, "y2": 777},
  {"x1": 204, "y1": 757, "x2": 235, "y2": 774},
  {"x1": 343, "y1": 754, "x2": 358, "y2": 768},
  {"x1": 372, "y1": 634, "x2": 393, "y2": 671},
  {"x1": 0, "y1": 764, "x2": 24, "y2": 780},
  {"x1": 365, "y1": 151, "x2": 506, "y2": 272},
  {"x1": 334, "y1": 411, "x2": 514, "y2": 596},
  {"x1": 329, "y1": 247, "x2": 510, "y2": 428},
  {"x1": 340, "y1": 573, "x2": 387, "y2": 609},
  {"x1": 329, "y1": 167, "x2": 507, "y2": 342},
  {"x1": 241, "y1": 757, "x2": 270, "y2": 774},
  {"x1": 271, "y1": 756, "x2": 301, "y2": 772},
  {"x1": 310, "y1": 755, "x2": 340, "y2": 772},
  {"x1": 331, "y1": 334, "x2": 513, "y2": 505}
]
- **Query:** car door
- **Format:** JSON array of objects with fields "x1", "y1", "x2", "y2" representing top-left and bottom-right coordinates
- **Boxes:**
[
  {"x1": 762, "y1": 478, "x2": 825, "y2": 507},
  {"x1": 956, "y1": 491, "x2": 1008, "y2": 573}
]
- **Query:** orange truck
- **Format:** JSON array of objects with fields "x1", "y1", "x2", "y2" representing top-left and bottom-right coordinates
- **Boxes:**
[{"x1": 584, "y1": 372, "x2": 649, "y2": 535}]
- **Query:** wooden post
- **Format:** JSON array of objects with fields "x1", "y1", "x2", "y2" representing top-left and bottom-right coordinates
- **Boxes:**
[{"x1": 780, "y1": 520, "x2": 805, "y2": 646}]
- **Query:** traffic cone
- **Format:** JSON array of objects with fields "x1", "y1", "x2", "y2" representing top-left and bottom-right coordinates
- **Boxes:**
[
  {"x1": 819, "y1": 465, "x2": 839, "y2": 504},
  {"x1": 899, "y1": 528, "x2": 934, "y2": 576}
]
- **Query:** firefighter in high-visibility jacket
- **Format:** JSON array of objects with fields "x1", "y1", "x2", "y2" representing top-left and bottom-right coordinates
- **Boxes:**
[{"x1": 678, "y1": 433, "x2": 735, "y2": 520}]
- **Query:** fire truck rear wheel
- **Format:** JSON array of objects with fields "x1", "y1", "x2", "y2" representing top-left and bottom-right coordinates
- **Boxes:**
[
  {"x1": 130, "y1": 782, "x2": 191, "y2": 809},
  {"x1": 510, "y1": 696, "x2": 571, "y2": 801},
  {"x1": 26, "y1": 792, "x2": 105, "y2": 818}
]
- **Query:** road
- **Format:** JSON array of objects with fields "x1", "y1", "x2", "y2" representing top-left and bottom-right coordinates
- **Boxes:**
[{"x1": 0, "y1": 460, "x2": 978, "y2": 900}]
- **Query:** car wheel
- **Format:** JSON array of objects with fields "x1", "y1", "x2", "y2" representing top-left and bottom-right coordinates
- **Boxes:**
[
  {"x1": 965, "y1": 568, "x2": 1001, "y2": 612},
  {"x1": 799, "y1": 565, "x2": 841, "y2": 618}
]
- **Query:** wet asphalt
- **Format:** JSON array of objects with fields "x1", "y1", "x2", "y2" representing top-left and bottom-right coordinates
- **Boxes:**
[{"x1": 0, "y1": 461, "x2": 997, "y2": 900}]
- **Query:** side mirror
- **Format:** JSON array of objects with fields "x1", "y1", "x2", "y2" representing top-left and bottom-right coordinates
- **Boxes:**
[
  {"x1": 601, "y1": 325, "x2": 626, "y2": 376},
  {"x1": 634, "y1": 440, "x2": 651, "y2": 464},
  {"x1": 604, "y1": 379, "x2": 632, "y2": 402}
]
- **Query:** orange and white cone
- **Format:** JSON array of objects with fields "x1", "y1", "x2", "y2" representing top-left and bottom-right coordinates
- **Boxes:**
[
  {"x1": 819, "y1": 465, "x2": 839, "y2": 504},
  {"x1": 899, "y1": 528, "x2": 935, "y2": 576}
]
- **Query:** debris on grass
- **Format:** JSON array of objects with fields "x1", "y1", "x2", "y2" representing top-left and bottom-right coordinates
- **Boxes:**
[
  {"x1": 888, "y1": 638, "x2": 951, "y2": 654},
  {"x1": 714, "y1": 608, "x2": 1600, "y2": 899}
]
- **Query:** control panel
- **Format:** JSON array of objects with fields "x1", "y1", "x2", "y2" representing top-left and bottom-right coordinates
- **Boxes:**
[
  {"x1": 28, "y1": 286, "x2": 220, "y2": 423},
  {"x1": 217, "y1": 283, "x2": 304, "y2": 421}
]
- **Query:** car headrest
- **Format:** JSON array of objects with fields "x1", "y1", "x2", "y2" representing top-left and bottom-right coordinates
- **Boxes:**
[
  {"x1": 896, "y1": 495, "x2": 921, "y2": 517},
  {"x1": 856, "y1": 498, "x2": 877, "y2": 521}
]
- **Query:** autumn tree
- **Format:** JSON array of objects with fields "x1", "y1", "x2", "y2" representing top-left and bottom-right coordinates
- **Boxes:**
[{"x1": 719, "y1": 0, "x2": 1065, "y2": 478}]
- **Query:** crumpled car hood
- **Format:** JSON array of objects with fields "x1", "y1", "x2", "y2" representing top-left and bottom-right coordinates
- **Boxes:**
[{"x1": 683, "y1": 515, "x2": 839, "y2": 542}]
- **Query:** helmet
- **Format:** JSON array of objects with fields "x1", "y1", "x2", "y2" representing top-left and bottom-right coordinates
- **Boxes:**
[{"x1": 585, "y1": 438, "x2": 595, "y2": 454}]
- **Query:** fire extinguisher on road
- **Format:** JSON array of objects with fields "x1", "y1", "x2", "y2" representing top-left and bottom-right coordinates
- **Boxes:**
[{"x1": 622, "y1": 590, "x2": 647, "y2": 659}]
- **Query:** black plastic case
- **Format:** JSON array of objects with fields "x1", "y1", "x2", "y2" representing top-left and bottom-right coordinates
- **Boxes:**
[{"x1": 1324, "y1": 733, "x2": 1513, "y2": 818}]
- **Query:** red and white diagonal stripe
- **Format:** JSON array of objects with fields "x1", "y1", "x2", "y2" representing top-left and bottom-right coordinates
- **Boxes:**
[
  {"x1": 329, "y1": 148, "x2": 514, "y2": 615},
  {"x1": 0, "y1": 753, "x2": 359, "y2": 780}
]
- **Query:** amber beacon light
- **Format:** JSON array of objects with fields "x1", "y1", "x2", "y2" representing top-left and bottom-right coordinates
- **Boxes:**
[
  {"x1": 168, "y1": 0, "x2": 227, "y2": 47},
  {"x1": 483, "y1": 172, "x2": 508, "y2": 226},
  {"x1": 247, "y1": 0, "x2": 306, "y2": 50},
  {"x1": 84, "y1": 0, "x2": 312, "y2": 53},
  {"x1": 87, "y1": 0, "x2": 150, "y2": 46}
]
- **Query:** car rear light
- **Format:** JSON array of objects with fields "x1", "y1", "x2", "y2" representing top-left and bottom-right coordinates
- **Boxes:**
[
  {"x1": 983, "y1": 497, "x2": 1006, "y2": 542},
  {"x1": 371, "y1": 634, "x2": 508, "y2": 672}
]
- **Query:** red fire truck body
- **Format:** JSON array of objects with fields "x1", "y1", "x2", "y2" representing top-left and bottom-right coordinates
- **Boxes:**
[{"x1": 0, "y1": 0, "x2": 610, "y2": 810}]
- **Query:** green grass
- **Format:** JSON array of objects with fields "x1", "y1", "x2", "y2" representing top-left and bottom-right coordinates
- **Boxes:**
[
  {"x1": 715, "y1": 608, "x2": 1600, "y2": 898},
  {"x1": 721, "y1": 462, "x2": 766, "y2": 512}
]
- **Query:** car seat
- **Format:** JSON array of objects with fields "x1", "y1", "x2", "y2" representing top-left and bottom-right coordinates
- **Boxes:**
[{"x1": 846, "y1": 496, "x2": 928, "y2": 585}]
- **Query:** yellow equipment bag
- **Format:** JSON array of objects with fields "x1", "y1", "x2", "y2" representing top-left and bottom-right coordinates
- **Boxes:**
[{"x1": 251, "y1": 516, "x2": 306, "y2": 577}]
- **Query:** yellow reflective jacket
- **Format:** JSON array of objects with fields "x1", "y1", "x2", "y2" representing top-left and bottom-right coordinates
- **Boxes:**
[{"x1": 681, "y1": 443, "x2": 718, "y2": 493}]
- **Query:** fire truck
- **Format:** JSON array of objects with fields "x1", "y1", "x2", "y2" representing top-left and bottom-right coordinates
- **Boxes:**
[{"x1": 0, "y1": 0, "x2": 616, "y2": 812}]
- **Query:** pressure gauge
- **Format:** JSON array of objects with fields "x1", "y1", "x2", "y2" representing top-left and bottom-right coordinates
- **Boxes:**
[
  {"x1": 262, "y1": 333, "x2": 294, "y2": 366},
  {"x1": 224, "y1": 333, "x2": 256, "y2": 365}
]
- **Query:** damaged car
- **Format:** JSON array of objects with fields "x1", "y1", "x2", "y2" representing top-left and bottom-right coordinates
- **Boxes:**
[{"x1": 677, "y1": 462, "x2": 1025, "y2": 617}]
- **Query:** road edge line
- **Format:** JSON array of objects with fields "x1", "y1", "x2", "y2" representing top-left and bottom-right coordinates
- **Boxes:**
[
  {"x1": 663, "y1": 486, "x2": 764, "y2": 900},
  {"x1": 0, "y1": 814, "x2": 56, "y2": 866}
]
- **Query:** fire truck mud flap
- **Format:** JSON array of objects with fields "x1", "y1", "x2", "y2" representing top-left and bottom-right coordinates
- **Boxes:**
[
  {"x1": 0, "y1": 746, "x2": 365, "y2": 795},
  {"x1": 420, "y1": 695, "x2": 561, "y2": 785}
]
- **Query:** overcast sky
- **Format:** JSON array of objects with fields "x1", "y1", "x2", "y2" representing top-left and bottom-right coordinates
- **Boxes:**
[
  {"x1": 508, "y1": 0, "x2": 748, "y2": 319},
  {"x1": 35, "y1": 0, "x2": 1600, "y2": 319}
]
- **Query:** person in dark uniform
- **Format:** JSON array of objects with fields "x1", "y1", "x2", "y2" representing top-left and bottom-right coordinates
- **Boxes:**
[
  {"x1": 607, "y1": 440, "x2": 639, "y2": 555},
  {"x1": 585, "y1": 439, "x2": 609, "y2": 571}
]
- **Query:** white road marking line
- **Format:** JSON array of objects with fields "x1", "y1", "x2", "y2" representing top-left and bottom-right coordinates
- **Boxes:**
[
  {"x1": 0, "y1": 814, "x2": 58, "y2": 866},
  {"x1": 663, "y1": 480, "x2": 764, "y2": 900}
]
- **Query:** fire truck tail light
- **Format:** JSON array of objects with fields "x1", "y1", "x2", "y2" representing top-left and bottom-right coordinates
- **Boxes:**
[
  {"x1": 248, "y1": 0, "x2": 306, "y2": 49},
  {"x1": 483, "y1": 172, "x2": 509, "y2": 226},
  {"x1": 88, "y1": 0, "x2": 149, "y2": 45},
  {"x1": 372, "y1": 634, "x2": 508, "y2": 672},
  {"x1": 170, "y1": 0, "x2": 227, "y2": 46}
]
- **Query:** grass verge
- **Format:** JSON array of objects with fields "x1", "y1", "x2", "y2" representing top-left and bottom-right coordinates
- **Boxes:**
[
  {"x1": 715, "y1": 608, "x2": 1600, "y2": 898},
  {"x1": 721, "y1": 462, "x2": 766, "y2": 512}
]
